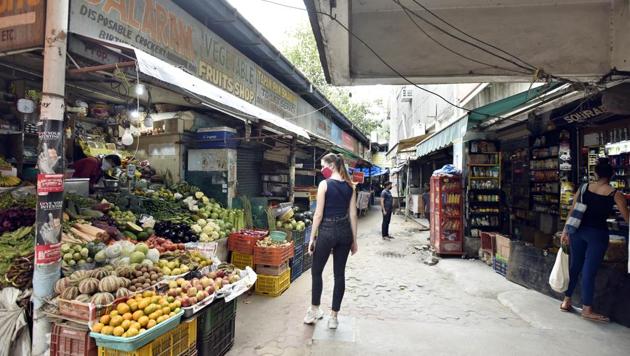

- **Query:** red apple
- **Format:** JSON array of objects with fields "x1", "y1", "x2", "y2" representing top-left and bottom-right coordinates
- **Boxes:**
[{"x1": 187, "y1": 287, "x2": 198, "y2": 297}]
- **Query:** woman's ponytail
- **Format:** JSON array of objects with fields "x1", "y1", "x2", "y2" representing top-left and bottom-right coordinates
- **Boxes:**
[{"x1": 322, "y1": 153, "x2": 355, "y2": 188}]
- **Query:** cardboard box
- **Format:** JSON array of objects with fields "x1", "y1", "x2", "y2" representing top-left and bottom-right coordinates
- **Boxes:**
[{"x1": 494, "y1": 233, "x2": 512, "y2": 260}]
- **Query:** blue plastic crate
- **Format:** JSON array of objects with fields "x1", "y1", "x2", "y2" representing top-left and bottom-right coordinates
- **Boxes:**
[
  {"x1": 290, "y1": 254, "x2": 304, "y2": 282},
  {"x1": 90, "y1": 309, "x2": 184, "y2": 352},
  {"x1": 493, "y1": 256, "x2": 508, "y2": 277},
  {"x1": 304, "y1": 226, "x2": 312, "y2": 245},
  {"x1": 294, "y1": 242, "x2": 304, "y2": 258},
  {"x1": 303, "y1": 253, "x2": 312, "y2": 272}
]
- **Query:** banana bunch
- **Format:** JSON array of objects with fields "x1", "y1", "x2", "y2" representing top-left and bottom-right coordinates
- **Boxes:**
[{"x1": 0, "y1": 175, "x2": 21, "y2": 187}]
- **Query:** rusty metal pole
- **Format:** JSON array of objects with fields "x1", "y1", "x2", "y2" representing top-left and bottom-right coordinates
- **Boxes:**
[{"x1": 32, "y1": 1, "x2": 69, "y2": 355}]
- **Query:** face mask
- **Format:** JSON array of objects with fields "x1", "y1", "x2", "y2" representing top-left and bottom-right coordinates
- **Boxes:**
[
  {"x1": 321, "y1": 166, "x2": 333, "y2": 179},
  {"x1": 101, "y1": 161, "x2": 111, "y2": 171}
]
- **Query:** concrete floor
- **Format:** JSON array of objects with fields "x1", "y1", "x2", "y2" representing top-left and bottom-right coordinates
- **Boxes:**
[{"x1": 229, "y1": 207, "x2": 630, "y2": 356}]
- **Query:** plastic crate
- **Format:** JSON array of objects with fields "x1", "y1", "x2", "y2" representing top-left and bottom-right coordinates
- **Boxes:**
[
  {"x1": 255, "y1": 262, "x2": 289, "y2": 276},
  {"x1": 197, "y1": 299, "x2": 238, "y2": 338},
  {"x1": 291, "y1": 230, "x2": 305, "y2": 246},
  {"x1": 253, "y1": 242, "x2": 294, "y2": 266},
  {"x1": 255, "y1": 268, "x2": 291, "y2": 297},
  {"x1": 51, "y1": 321, "x2": 98, "y2": 356},
  {"x1": 91, "y1": 310, "x2": 184, "y2": 352},
  {"x1": 227, "y1": 230, "x2": 267, "y2": 255},
  {"x1": 97, "y1": 317, "x2": 196, "y2": 356},
  {"x1": 294, "y1": 242, "x2": 304, "y2": 259},
  {"x1": 197, "y1": 314, "x2": 235, "y2": 356},
  {"x1": 302, "y1": 253, "x2": 312, "y2": 272},
  {"x1": 290, "y1": 255, "x2": 304, "y2": 282},
  {"x1": 230, "y1": 251, "x2": 254, "y2": 270},
  {"x1": 493, "y1": 256, "x2": 508, "y2": 277},
  {"x1": 304, "y1": 226, "x2": 312, "y2": 245}
]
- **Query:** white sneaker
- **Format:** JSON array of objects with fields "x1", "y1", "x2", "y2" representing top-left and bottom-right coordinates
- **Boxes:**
[
  {"x1": 304, "y1": 307, "x2": 324, "y2": 324},
  {"x1": 328, "y1": 316, "x2": 339, "y2": 329}
]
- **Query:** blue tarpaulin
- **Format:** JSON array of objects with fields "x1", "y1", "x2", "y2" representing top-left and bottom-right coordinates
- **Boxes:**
[{"x1": 349, "y1": 166, "x2": 389, "y2": 178}]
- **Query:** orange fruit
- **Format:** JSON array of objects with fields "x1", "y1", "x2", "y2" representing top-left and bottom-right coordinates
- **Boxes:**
[
  {"x1": 148, "y1": 312, "x2": 159, "y2": 320},
  {"x1": 113, "y1": 326, "x2": 125, "y2": 337},
  {"x1": 139, "y1": 328, "x2": 146, "y2": 334},
  {"x1": 121, "y1": 320, "x2": 132, "y2": 330},
  {"x1": 123, "y1": 312, "x2": 133, "y2": 321},
  {"x1": 162, "y1": 307, "x2": 171, "y2": 315},
  {"x1": 128, "y1": 302, "x2": 138, "y2": 312},
  {"x1": 127, "y1": 327, "x2": 139, "y2": 337},
  {"x1": 137, "y1": 300, "x2": 149, "y2": 310},
  {"x1": 169, "y1": 312, "x2": 175, "y2": 317},
  {"x1": 92, "y1": 323, "x2": 104, "y2": 333},
  {"x1": 147, "y1": 319, "x2": 157, "y2": 329},
  {"x1": 110, "y1": 310, "x2": 120, "y2": 318},
  {"x1": 131, "y1": 322, "x2": 141, "y2": 330},
  {"x1": 142, "y1": 290, "x2": 154, "y2": 298},
  {"x1": 101, "y1": 326, "x2": 114, "y2": 335},
  {"x1": 138, "y1": 316, "x2": 149, "y2": 327},
  {"x1": 132, "y1": 310, "x2": 144, "y2": 321},
  {"x1": 99, "y1": 315, "x2": 111, "y2": 325},
  {"x1": 117, "y1": 303, "x2": 130, "y2": 315},
  {"x1": 110, "y1": 316, "x2": 123, "y2": 327},
  {"x1": 151, "y1": 296, "x2": 160, "y2": 304}
]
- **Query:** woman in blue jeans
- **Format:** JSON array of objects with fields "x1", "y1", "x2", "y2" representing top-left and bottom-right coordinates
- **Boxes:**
[
  {"x1": 561, "y1": 159, "x2": 629, "y2": 322},
  {"x1": 304, "y1": 153, "x2": 358, "y2": 329}
]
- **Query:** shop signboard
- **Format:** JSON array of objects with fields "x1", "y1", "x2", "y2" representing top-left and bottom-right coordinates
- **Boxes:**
[
  {"x1": 0, "y1": 0, "x2": 45, "y2": 53},
  {"x1": 331, "y1": 123, "x2": 342, "y2": 145},
  {"x1": 549, "y1": 96, "x2": 611, "y2": 126},
  {"x1": 314, "y1": 115, "x2": 332, "y2": 138},
  {"x1": 342, "y1": 132, "x2": 354, "y2": 151},
  {"x1": 70, "y1": 0, "x2": 298, "y2": 117},
  {"x1": 352, "y1": 171, "x2": 365, "y2": 184}
]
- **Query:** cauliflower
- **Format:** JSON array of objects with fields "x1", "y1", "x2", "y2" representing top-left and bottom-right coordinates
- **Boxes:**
[
  {"x1": 200, "y1": 233, "x2": 210, "y2": 242},
  {"x1": 191, "y1": 224, "x2": 202, "y2": 234},
  {"x1": 174, "y1": 193, "x2": 183, "y2": 200},
  {"x1": 202, "y1": 225, "x2": 214, "y2": 234},
  {"x1": 197, "y1": 219, "x2": 207, "y2": 227},
  {"x1": 201, "y1": 196, "x2": 210, "y2": 204},
  {"x1": 190, "y1": 205, "x2": 199, "y2": 212},
  {"x1": 195, "y1": 192, "x2": 205, "y2": 199}
]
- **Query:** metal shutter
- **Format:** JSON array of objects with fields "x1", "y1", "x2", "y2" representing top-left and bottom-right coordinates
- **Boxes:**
[{"x1": 237, "y1": 147, "x2": 263, "y2": 198}]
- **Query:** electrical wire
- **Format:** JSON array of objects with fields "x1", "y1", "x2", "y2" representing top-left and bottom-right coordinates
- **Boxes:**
[
  {"x1": 396, "y1": 0, "x2": 537, "y2": 75},
  {"x1": 398, "y1": 5, "x2": 531, "y2": 75},
  {"x1": 405, "y1": 0, "x2": 537, "y2": 71}
]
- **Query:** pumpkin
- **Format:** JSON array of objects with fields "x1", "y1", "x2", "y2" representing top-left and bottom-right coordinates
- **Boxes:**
[
  {"x1": 74, "y1": 294, "x2": 91, "y2": 303},
  {"x1": 69, "y1": 270, "x2": 91, "y2": 285},
  {"x1": 119, "y1": 278, "x2": 131, "y2": 288},
  {"x1": 78, "y1": 278, "x2": 99, "y2": 294},
  {"x1": 60, "y1": 286, "x2": 79, "y2": 300},
  {"x1": 115, "y1": 266, "x2": 134, "y2": 279},
  {"x1": 90, "y1": 268, "x2": 110, "y2": 280},
  {"x1": 98, "y1": 275, "x2": 121, "y2": 293},
  {"x1": 116, "y1": 288, "x2": 132, "y2": 299},
  {"x1": 54, "y1": 277, "x2": 71, "y2": 295},
  {"x1": 90, "y1": 292, "x2": 114, "y2": 306}
]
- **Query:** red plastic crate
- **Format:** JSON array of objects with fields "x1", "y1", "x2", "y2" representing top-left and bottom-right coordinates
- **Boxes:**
[
  {"x1": 227, "y1": 229, "x2": 268, "y2": 255},
  {"x1": 253, "y1": 242, "x2": 294, "y2": 266},
  {"x1": 51, "y1": 321, "x2": 98, "y2": 356}
]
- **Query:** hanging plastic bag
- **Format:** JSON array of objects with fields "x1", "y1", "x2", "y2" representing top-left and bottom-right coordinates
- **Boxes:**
[{"x1": 549, "y1": 247, "x2": 570, "y2": 293}]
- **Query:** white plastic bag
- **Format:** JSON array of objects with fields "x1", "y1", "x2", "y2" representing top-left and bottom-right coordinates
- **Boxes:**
[{"x1": 549, "y1": 247, "x2": 570, "y2": 293}]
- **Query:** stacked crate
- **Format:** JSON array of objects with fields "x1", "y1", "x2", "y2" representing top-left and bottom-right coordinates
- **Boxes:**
[
  {"x1": 197, "y1": 299, "x2": 238, "y2": 356},
  {"x1": 254, "y1": 241, "x2": 294, "y2": 296},
  {"x1": 290, "y1": 229, "x2": 305, "y2": 282},
  {"x1": 227, "y1": 230, "x2": 267, "y2": 269}
]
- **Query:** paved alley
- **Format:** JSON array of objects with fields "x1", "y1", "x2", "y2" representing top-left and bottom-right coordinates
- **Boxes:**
[{"x1": 230, "y1": 207, "x2": 630, "y2": 356}]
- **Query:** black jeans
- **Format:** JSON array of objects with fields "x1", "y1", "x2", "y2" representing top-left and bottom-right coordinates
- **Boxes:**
[
  {"x1": 382, "y1": 209, "x2": 392, "y2": 237},
  {"x1": 311, "y1": 215, "x2": 353, "y2": 312}
]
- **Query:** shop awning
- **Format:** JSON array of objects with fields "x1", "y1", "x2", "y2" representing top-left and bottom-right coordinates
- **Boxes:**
[
  {"x1": 468, "y1": 82, "x2": 563, "y2": 122},
  {"x1": 332, "y1": 146, "x2": 367, "y2": 166},
  {"x1": 349, "y1": 166, "x2": 388, "y2": 178},
  {"x1": 133, "y1": 50, "x2": 309, "y2": 139},
  {"x1": 416, "y1": 117, "x2": 468, "y2": 158},
  {"x1": 398, "y1": 135, "x2": 429, "y2": 152},
  {"x1": 74, "y1": 35, "x2": 309, "y2": 139}
]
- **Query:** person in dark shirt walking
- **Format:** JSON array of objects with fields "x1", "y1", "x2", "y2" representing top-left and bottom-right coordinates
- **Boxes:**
[{"x1": 380, "y1": 181, "x2": 394, "y2": 240}]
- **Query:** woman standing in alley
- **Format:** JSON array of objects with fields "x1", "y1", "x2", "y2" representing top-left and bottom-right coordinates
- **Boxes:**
[
  {"x1": 561, "y1": 158, "x2": 629, "y2": 322},
  {"x1": 304, "y1": 153, "x2": 358, "y2": 329}
]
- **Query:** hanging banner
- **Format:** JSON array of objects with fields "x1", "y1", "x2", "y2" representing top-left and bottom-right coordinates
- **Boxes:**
[
  {"x1": 35, "y1": 112, "x2": 64, "y2": 265},
  {"x1": 0, "y1": 0, "x2": 45, "y2": 52},
  {"x1": 549, "y1": 95, "x2": 612, "y2": 126}
]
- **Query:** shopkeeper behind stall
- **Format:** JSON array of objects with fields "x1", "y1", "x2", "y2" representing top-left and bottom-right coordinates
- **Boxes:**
[{"x1": 72, "y1": 154, "x2": 121, "y2": 193}]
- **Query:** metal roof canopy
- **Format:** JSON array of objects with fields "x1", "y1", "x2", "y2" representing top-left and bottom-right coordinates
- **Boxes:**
[
  {"x1": 174, "y1": 0, "x2": 369, "y2": 145},
  {"x1": 305, "y1": 0, "x2": 630, "y2": 85}
]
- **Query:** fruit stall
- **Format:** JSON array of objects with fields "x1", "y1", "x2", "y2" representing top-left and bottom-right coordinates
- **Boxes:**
[{"x1": 0, "y1": 183, "x2": 273, "y2": 356}]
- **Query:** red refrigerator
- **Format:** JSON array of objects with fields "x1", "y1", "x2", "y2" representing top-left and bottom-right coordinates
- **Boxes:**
[{"x1": 430, "y1": 174, "x2": 464, "y2": 255}]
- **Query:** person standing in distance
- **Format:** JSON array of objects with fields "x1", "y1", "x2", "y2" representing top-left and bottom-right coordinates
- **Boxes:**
[
  {"x1": 380, "y1": 181, "x2": 394, "y2": 240},
  {"x1": 304, "y1": 153, "x2": 358, "y2": 329}
]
